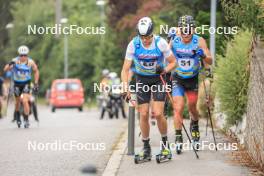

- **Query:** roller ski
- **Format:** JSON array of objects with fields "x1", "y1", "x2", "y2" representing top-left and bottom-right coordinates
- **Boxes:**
[
  {"x1": 156, "y1": 147, "x2": 172, "y2": 163},
  {"x1": 175, "y1": 133, "x2": 183, "y2": 154},
  {"x1": 156, "y1": 138, "x2": 172, "y2": 163},
  {"x1": 134, "y1": 140, "x2": 151, "y2": 164},
  {"x1": 190, "y1": 120, "x2": 200, "y2": 151}
]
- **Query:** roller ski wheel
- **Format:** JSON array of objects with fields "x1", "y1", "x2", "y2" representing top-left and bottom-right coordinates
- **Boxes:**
[
  {"x1": 156, "y1": 149, "x2": 172, "y2": 164},
  {"x1": 192, "y1": 140, "x2": 200, "y2": 151},
  {"x1": 134, "y1": 149, "x2": 151, "y2": 164}
]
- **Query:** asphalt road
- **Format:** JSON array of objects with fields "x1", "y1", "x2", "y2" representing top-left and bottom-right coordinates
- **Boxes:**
[{"x1": 0, "y1": 104, "x2": 127, "y2": 176}]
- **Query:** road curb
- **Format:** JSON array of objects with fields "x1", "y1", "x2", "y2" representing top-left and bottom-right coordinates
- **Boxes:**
[{"x1": 102, "y1": 124, "x2": 128, "y2": 176}]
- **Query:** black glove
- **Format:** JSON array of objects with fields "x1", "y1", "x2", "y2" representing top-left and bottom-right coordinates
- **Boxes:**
[
  {"x1": 156, "y1": 65, "x2": 165, "y2": 75},
  {"x1": 9, "y1": 61, "x2": 15, "y2": 66},
  {"x1": 33, "y1": 83, "x2": 39, "y2": 94},
  {"x1": 122, "y1": 92, "x2": 130, "y2": 103},
  {"x1": 205, "y1": 68, "x2": 213, "y2": 78}
]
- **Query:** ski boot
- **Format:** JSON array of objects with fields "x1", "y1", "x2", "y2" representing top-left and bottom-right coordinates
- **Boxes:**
[
  {"x1": 15, "y1": 111, "x2": 21, "y2": 128},
  {"x1": 23, "y1": 114, "x2": 30, "y2": 128},
  {"x1": 134, "y1": 140, "x2": 151, "y2": 164},
  {"x1": 156, "y1": 139, "x2": 172, "y2": 163},
  {"x1": 175, "y1": 134, "x2": 183, "y2": 154},
  {"x1": 190, "y1": 120, "x2": 200, "y2": 151}
]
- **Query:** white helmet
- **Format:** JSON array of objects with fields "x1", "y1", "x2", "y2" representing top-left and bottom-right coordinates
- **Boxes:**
[
  {"x1": 102, "y1": 69, "x2": 109, "y2": 76},
  {"x1": 137, "y1": 17, "x2": 153, "y2": 36},
  {"x1": 18, "y1": 45, "x2": 29, "y2": 55},
  {"x1": 108, "y1": 72, "x2": 117, "y2": 79}
]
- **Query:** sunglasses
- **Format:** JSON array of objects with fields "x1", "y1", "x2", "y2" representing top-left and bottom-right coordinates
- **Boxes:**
[
  {"x1": 20, "y1": 55, "x2": 27, "y2": 57},
  {"x1": 140, "y1": 34, "x2": 153, "y2": 40}
]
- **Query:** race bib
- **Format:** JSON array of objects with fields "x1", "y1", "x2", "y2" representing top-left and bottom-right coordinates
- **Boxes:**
[
  {"x1": 15, "y1": 69, "x2": 30, "y2": 80},
  {"x1": 177, "y1": 58, "x2": 194, "y2": 70},
  {"x1": 139, "y1": 60, "x2": 157, "y2": 69}
]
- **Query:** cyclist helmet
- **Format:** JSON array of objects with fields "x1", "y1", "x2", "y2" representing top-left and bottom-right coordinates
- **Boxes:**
[
  {"x1": 102, "y1": 69, "x2": 109, "y2": 77},
  {"x1": 18, "y1": 45, "x2": 29, "y2": 55},
  {"x1": 178, "y1": 15, "x2": 195, "y2": 28},
  {"x1": 108, "y1": 72, "x2": 117, "y2": 79},
  {"x1": 137, "y1": 17, "x2": 153, "y2": 36}
]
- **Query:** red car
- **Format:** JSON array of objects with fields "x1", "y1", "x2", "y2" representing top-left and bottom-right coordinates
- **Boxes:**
[{"x1": 49, "y1": 79, "x2": 85, "y2": 112}]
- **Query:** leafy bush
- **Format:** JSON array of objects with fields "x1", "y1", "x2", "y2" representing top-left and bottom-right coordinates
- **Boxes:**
[
  {"x1": 214, "y1": 30, "x2": 251, "y2": 125},
  {"x1": 221, "y1": 0, "x2": 264, "y2": 37}
]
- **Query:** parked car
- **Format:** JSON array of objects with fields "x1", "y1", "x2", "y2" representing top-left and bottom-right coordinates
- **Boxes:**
[{"x1": 49, "y1": 79, "x2": 84, "y2": 112}]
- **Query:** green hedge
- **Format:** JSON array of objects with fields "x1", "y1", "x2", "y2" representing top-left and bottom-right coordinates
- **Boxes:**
[{"x1": 215, "y1": 30, "x2": 251, "y2": 126}]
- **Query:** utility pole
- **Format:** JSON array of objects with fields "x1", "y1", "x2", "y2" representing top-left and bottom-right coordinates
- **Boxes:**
[
  {"x1": 55, "y1": 0, "x2": 62, "y2": 38},
  {"x1": 210, "y1": 0, "x2": 217, "y2": 67}
]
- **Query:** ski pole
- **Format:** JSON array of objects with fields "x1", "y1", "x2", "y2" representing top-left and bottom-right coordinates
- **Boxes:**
[
  {"x1": 202, "y1": 79, "x2": 209, "y2": 136},
  {"x1": 4, "y1": 81, "x2": 12, "y2": 117},
  {"x1": 202, "y1": 77, "x2": 217, "y2": 151},
  {"x1": 160, "y1": 74, "x2": 199, "y2": 159}
]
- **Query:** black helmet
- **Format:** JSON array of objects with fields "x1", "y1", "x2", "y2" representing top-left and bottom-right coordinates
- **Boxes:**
[
  {"x1": 178, "y1": 15, "x2": 195, "y2": 28},
  {"x1": 137, "y1": 17, "x2": 154, "y2": 36}
]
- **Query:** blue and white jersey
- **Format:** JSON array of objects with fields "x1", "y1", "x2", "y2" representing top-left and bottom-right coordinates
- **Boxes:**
[
  {"x1": 171, "y1": 34, "x2": 201, "y2": 79},
  {"x1": 12, "y1": 57, "x2": 34, "y2": 83},
  {"x1": 125, "y1": 35, "x2": 172, "y2": 76}
]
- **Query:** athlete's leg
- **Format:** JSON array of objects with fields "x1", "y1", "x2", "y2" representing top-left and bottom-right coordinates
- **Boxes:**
[
  {"x1": 172, "y1": 80, "x2": 185, "y2": 149},
  {"x1": 13, "y1": 85, "x2": 22, "y2": 124},
  {"x1": 172, "y1": 96, "x2": 185, "y2": 130},
  {"x1": 172, "y1": 81, "x2": 185, "y2": 130},
  {"x1": 151, "y1": 101, "x2": 166, "y2": 135},
  {"x1": 22, "y1": 93, "x2": 30, "y2": 116},
  {"x1": 138, "y1": 103, "x2": 150, "y2": 139},
  {"x1": 186, "y1": 91, "x2": 199, "y2": 121},
  {"x1": 186, "y1": 91, "x2": 200, "y2": 143}
]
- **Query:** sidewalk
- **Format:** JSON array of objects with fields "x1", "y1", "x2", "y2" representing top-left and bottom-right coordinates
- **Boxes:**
[{"x1": 117, "y1": 118, "x2": 250, "y2": 176}]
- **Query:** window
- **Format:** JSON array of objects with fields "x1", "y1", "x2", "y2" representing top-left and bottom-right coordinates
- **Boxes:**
[
  {"x1": 67, "y1": 82, "x2": 80, "y2": 91},
  {"x1": 56, "y1": 83, "x2": 66, "y2": 91}
]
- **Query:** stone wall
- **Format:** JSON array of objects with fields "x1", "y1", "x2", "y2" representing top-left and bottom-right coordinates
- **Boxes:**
[{"x1": 244, "y1": 41, "x2": 264, "y2": 169}]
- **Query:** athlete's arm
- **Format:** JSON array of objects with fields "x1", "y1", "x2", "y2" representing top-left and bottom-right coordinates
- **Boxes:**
[
  {"x1": 165, "y1": 54, "x2": 176, "y2": 73},
  {"x1": 159, "y1": 37, "x2": 176, "y2": 73},
  {"x1": 32, "y1": 61, "x2": 39, "y2": 84},
  {"x1": 121, "y1": 41, "x2": 134, "y2": 92},
  {"x1": 3, "y1": 59, "x2": 16, "y2": 72},
  {"x1": 3, "y1": 64, "x2": 11, "y2": 72},
  {"x1": 121, "y1": 59, "x2": 133, "y2": 92},
  {"x1": 199, "y1": 37, "x2": 212, "y2": 65}
]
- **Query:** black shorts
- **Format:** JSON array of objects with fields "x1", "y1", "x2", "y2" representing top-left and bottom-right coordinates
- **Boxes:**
[
  {"x1": 14, "y1": 81, "x2": 31, "y2": 97},
  {"x1": 172, "y1": 74, "x2": 199, "y2": 96},
  {"x1": 135, "y1": 74, "x2": 166, "y2": 105}
]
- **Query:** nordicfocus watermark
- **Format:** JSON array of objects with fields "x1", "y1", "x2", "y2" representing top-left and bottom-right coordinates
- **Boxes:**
[
  {"x1": 160, "y1": 141, "x2": 238, "y2": 151},
  {"x1": 27, "y1": 24, "x2": 105, "y2": 35},
  {"x1": 93, "y1": 82, "x2": 171, "y2": 93},
  {"x1": 28, "y1": 140, "x2": 106, "y2": 151},
  {"x1": 160, "y1": 25, "x2": 238, "y2": 35}
]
